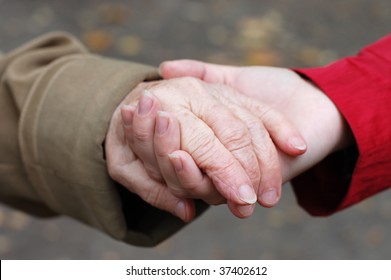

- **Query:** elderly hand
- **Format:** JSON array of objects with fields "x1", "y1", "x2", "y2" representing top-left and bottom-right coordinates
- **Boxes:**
[
  {"x1": 119, "y1": 77, "x2": 307, "y2": 218},
  {"x1": 159, "y1": 60, "x2": 353, "y2": 181},
  {"x1": 105, "y1": 93, "x2": 197, "y2": 222}
]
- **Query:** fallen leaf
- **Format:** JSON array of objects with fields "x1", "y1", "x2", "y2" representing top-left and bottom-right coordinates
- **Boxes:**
[
  {"x1": 117, "y1": 35, "x2": 143, "y2": 56},
  {"x1": 83, "y1": 30, "x2": 113, "y2": 52}
]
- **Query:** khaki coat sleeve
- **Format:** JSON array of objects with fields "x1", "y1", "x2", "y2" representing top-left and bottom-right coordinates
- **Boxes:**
[{"x1": 0, "y1": 32, "x2": 206, "y2": 246}]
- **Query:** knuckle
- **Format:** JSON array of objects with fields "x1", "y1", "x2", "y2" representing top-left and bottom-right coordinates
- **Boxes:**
[
  {"x1": 221, "y1": 123, "x2": 252, "y2": 153},
  {"x1": 185, "y1": 132, "x2": 217, "y2": 166},
  {"x1": 182, "y1": 180, "x2": 201, "y2": 193},
  {"x1": 133, "y1": 128, "x2": 151, "y2": 142},
  {"x1": 259, "y1": 107, "x2": 280, "y2": 124},
  {"x1": 154, "y1": 128, "x2": 183, "y2": 158},
  {"x1": 207, "y1": 161, "x2": 238, "y2": 194},
  {"x1": 144, "y1": 164, "x2": 163, "y2": 182},
  {"x1": 106, "y1": 162, "x2": 121, "y2": 181},
  {"x1": 107, "y1": 168, "x2": 119, "y2": 182},
  {"x1": 180, "y1": 76, "x2": 203, "y2": 88},
  {"x1": 144, "y1": 187, "x2": 164, "y2": 208},
  {"x1": 107, "y1": 164, "x2": 131, "y2": 190},
  {"x1": 169, "y1": 186, "x2": 188, "y2": 198},
  {"x1": 132, "y1": 82, "x2": 148, "y2": 93},
  {"x1": 214, "y1": 160, "x2": 238, "y2": 176},
  {"x1": 155, "y1": 148, "x2": 169, "y2": 158},
  {"x1": 222, "y1": 122, "x2": 261, "y2": 189}
]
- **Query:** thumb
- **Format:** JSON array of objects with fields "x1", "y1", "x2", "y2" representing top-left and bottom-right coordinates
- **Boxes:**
[{"x1": 159, "y1": 59, "x2": 238, "y2": 85}]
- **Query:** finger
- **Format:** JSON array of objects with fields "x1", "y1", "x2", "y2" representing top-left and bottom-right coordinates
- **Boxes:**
[
  {"x1": 148, "y1": 82, "x2": 258, "y2": 213},
  {"x1": 206, "y1": 92, "x2": 261, "y2": 193},
  {"x1": 121, "y1": 104, "x2": 136, "y2": 145},
  {"x1": 225, "y1": 104, "x2": 282, "y2": 207},
  {"x1": 254, "y1": 138, "x2": 282, "y2": 208},
  {"x1": 155, "y1": 111, "x2": 225, "y2": 204},
  {"x1": 106, "y1": 108, "x2": 195, "y2": 222},
  {"x1": 160, "y1": 60, "x2": 307, "y2": 157},
  {"x1": 217, "y1": 86, "x2": 307, "y2": 157},
  {"x1": 229, "y1": 202, "x2": 256, "y2": 219},
  {"x1": 168, "y1": 151, "x2": 225, "y2": 205},
  {"x1": 131, "y1": 90, "x2": 163, "y2": 181},
  {"x1": 159, "y1": 59, "x2": 238, "y2": 85},
  {"x1": 153, "y1": 110, "x2": 186, "y2": 196},
  {"x1": 261, "y1": 108, "x2": 307, "y2": 156},
  {"x1": 211, "y1": 91, "x2": 283, "y2": 207},
  {"x1": 253, "y1": 109, "x2": 309, "y2": 207},
  {"x1": 173, "y1": 105, "x2": 257, "y2": 208},
  {"x1": 114, "y1": 160, "x2": 196, "y2": 222},
  {"x1": 188, "y1": 95, "x2": 261, "y2": 205}
]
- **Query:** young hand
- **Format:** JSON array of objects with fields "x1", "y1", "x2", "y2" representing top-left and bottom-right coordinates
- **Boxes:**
[
  {"x1": 120, "y1": 77, "x2": 307, "y2": 218},
  {"x1": 159, "y1": 60, "x2": 353, "y2": 181}
]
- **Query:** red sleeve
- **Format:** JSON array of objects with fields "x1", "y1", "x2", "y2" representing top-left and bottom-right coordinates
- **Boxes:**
[{"x1": 291, "y1": 34, "x2": 391, "y2": 216}]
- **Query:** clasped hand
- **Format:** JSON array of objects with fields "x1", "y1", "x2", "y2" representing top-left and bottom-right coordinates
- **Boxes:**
[{"x1": 106, "y1": 60, "x2": 347, "y2": 222}]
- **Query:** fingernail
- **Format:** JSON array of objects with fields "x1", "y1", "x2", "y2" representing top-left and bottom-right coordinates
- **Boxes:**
[
  {"x1": 260, "y1": 189, "x2": 279, "y2": 206},
  {"x1": 238, "y1": 184, "x2": 257, "y2": 204},
  {"x1": 175, "y1": 201, "x2": 186, "y2": 221},
  {"x1": 290, "y1": 137, "x2": 307, "y2": 151},
  {"x1": 138, "y1": 90, "x2": 154, "y2": 115},
  {"x1": 237, "y1": 204, "x2": 255, "y2": 217},
  {"x1": 121, "y1": 105, "x2": 136, "y2": 126},
  {"x1": 156, "y1": 111, "x2": 169, "y2": 135},
  {"x1": 168, "y1": 153, "x2": 183, "y2": 172}
]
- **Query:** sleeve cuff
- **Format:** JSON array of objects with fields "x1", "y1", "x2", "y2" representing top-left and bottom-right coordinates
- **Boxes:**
[
  {"x1": 18, "y1": 53, "x2": 192, "y2": 246},
  {"x1": 292, "y1": 34, "x2": 391, "y2": 215}
]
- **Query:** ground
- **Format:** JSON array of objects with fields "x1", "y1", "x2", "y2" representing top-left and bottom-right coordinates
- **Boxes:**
[{"x1": 1, "y1": 0, "x2": 391, "y2": 259}]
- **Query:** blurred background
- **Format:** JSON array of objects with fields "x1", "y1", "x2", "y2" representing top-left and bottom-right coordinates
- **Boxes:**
[{"x1": 1, "y1": 0, "x2": 391, "y2": 259}]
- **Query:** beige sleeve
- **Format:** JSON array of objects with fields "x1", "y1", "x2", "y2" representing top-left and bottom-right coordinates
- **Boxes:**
[{"x1": 0, "y1": 32, "x2": 206, "y2": 246}]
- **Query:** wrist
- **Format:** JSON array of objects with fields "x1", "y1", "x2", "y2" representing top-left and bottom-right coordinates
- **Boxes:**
[
  {"x1": 302, "y1": 78, "x2": 354, "y2": 152},
  {"x1": 280, "y1": 75, "x2": 353, "y2": 182}
]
